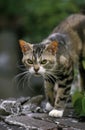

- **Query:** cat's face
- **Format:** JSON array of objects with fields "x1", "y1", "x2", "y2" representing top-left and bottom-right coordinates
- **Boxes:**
[{"x1": 19, "y1": 40, "x2": 58, "y2": 76}]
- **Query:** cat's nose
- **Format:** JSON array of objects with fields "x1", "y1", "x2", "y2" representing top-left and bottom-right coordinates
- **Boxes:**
[{"x1": 34, "y1": 65, "x2": 40, "y2": 73}]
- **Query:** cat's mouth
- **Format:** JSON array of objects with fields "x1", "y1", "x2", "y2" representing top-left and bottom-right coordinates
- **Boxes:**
[{"x1": 34, "y1": 72, "x2": 42, "y2": 77}]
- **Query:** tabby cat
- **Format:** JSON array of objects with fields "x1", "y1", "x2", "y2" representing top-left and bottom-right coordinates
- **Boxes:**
[{"x1": 19, "y1": 14, "x2": 85, "y2": 117}]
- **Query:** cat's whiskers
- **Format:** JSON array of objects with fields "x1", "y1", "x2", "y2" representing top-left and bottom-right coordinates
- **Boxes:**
[
  {"x1": 17, "y1": 72, "x2": 35, "y2": 93},
  {"x1": 51, "y1": 66, "x2": 65, "y2": 75},
  {"x1": 13, "y1": 70, "x2": 30, "y2": 89},
  {"x1": 22, "y1": 72, "x2": 29, "y2": 89},
  {"x1": 17, "y1": 74, "x2": 27, "y2": 89},
  {"x1": 45, "y1": 71, "x2": 58, "y2": 83},
  {"x1": 27, "y1": 74, "x2": 37, "y2": 92},
  {"x1": 14, "y1": 71, "x2": 29, "y2": 80},
  {"x1": 45, "y1": 73, "x2": 55, "y2": 83},
  {"x1": 20, "y1": 71, "x2": 38, "y2": 92},
  {"x1": 52, "y1": 71, "x2": 62, "y2": 76}
]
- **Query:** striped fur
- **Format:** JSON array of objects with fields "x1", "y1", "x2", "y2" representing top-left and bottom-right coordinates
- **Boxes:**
[{"x1": 19, "y1": 14, "x2": 85, "y2": 117}]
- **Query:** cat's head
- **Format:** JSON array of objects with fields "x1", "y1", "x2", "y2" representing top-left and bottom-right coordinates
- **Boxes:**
[{"x1": 19, "y1": 40, "x2": 58, "y2": 76}]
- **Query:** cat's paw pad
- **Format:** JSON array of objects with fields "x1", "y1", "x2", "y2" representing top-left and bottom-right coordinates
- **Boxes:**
[{"x1": 49, "y1": 109, "x2": 64, "y2": 117}]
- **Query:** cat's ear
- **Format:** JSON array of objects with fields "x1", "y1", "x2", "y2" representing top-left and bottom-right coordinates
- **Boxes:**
[
  {"x1": 19, "y1": 40, "x2": 33, "y2": 53},
  {"x1": 46, "y1": 41, "x2": 58, "y2": 55}
]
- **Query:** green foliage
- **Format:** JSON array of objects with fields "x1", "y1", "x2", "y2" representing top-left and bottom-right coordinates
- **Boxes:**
[
  {"x1": 72, "y1": 91, "x2": 85, "y2": 116},
  {"x1": 0, "y1": 0, "x2": 85, "y2": 42},
  {"x1": 82, "y1": 60, "x2": 85, "y2": 69}
]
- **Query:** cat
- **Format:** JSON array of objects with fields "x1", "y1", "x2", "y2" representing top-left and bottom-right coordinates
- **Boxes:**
[{"x1": 19, "y1": 14, "x2": 85, "y2": 117}]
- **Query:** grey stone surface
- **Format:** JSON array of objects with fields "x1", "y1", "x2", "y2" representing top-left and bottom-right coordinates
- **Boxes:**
[{"x1": 0, "y1": 95, "x2": 85, "y2": 130}]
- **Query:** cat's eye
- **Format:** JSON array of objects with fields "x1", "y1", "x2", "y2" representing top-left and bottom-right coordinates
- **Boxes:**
[
  {"x1": 40, "y1": 59, "x2": 47, "y2": 64},
  {"x1": 27, "y1": 59, "x2": 33, "y2": 64}
]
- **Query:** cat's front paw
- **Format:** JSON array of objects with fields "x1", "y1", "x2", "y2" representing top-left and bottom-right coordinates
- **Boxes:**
[{"x1": 49, "y1": 109, "x2": 64, "y2": 117}]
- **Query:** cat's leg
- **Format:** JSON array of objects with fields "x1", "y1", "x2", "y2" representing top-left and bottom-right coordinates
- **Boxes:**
[
  {"x1": 49, "y1": 65, "x2": 74, "y2": 118},
  {"x1": 49, "y1": 84, "x2": 71, "y2": 117},
  {"x1": 47, "y1": 62, "x2": 74, "y2": 117},
  {"x1": 44, "y1": 81, "x2": 54, "y2": 110},
  {"x1": 79, "y1": 60, "x2": 85, "y2": 91}
]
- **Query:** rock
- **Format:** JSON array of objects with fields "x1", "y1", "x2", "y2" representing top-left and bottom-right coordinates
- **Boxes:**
[
  {"x1": 5, "y1": 115, "x2": 58, "y2": 130},
  {"x1": 0, "y1": 95, "x2": 85, "y2": 130}
]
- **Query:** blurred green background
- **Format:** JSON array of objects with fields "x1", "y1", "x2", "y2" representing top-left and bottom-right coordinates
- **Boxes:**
[{"x1": 0, "y1": 0, "x2": 85, "y2": 98}]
